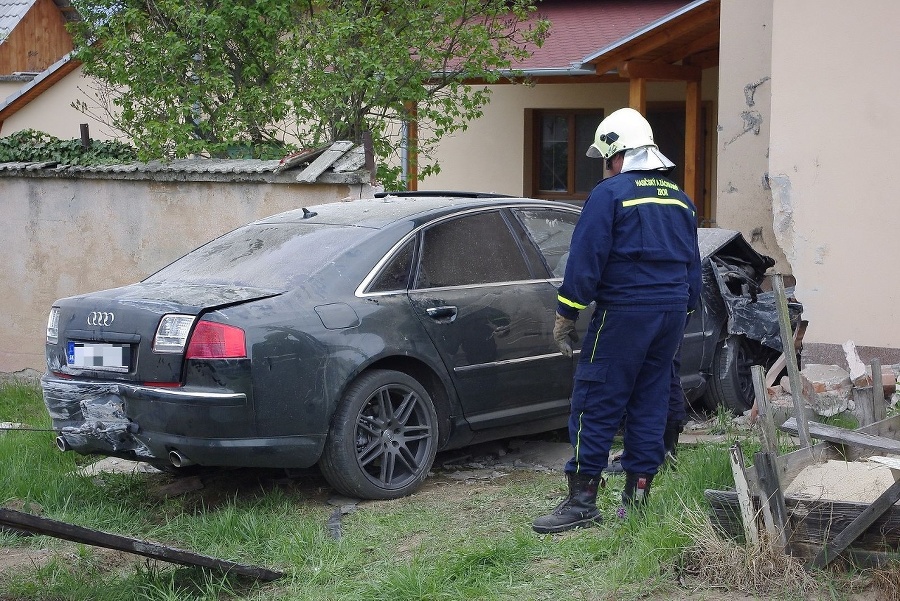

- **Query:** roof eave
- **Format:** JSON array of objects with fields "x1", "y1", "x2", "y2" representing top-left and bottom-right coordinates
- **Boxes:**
[
  {"x1": 0, "y1": 52, "x2": 81, "y2": 124},
  {"x1": 581, "y1": 0, "x2": 712, "y2": 66}
]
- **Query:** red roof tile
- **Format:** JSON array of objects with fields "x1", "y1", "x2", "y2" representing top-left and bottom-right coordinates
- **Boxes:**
[{"x1": 513, "y1": 0, "x2": 692, "y2": 70}]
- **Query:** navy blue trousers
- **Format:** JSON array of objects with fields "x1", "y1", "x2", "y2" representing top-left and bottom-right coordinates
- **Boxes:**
[{"x1": 565, "y1": 307, "x2": 685, "y2": 477}]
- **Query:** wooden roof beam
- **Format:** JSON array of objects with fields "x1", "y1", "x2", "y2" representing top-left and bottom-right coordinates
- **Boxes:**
[
  {"x1": 619, "y1": 61, "x2": 701, "y2": 82},
  {"x1": 587, "y1": 1, "x2": 720, "y2": 74},
  {"x1": 670, "y1": 28, "x2": 720, "y2": 60},
  {"x1": 684, "y1": 48, "x2": 720, "y2": 70}
]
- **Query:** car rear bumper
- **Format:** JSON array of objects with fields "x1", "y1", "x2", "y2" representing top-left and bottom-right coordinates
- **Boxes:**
[{"x1": 41, "y1": 374, "x2": 325, "y2": 468}]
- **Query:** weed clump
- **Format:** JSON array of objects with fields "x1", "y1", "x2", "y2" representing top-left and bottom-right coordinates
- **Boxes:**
[{"x1": 677, "y1": 506, "x2": 818, "y2": 597}]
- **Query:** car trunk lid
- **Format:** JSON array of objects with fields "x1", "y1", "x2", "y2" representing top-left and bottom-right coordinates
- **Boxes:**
[{"x1": 49, "y1": 282, "x2": 281, "y2": 382}]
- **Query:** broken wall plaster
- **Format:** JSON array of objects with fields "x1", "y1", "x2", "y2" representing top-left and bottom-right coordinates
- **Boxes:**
[
  {"x1": 769, "y1": 173, "x2": 799, "y2": 265},
  {"x1": 744, "y1": 76, "x2": 770, "y2": 107},
  {"x1": 724, "y1": 110, "x2": 763, "y2": 147},
  {"x1": 723, "y1": 77, "x2": 771, "y2": 148}
]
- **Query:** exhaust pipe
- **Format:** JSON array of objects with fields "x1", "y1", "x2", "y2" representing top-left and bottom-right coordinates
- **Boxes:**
[
  {"x1": 168, "y1": 450, "x2": 195, "y2": 468},
  {"x1": 56, "y1": 435, "x2": 71, "y2": 452}
]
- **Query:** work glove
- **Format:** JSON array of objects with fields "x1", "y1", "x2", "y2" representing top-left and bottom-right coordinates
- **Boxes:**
[{"x1": 553, "y1": 313, "x2": 578, "y2": 358}]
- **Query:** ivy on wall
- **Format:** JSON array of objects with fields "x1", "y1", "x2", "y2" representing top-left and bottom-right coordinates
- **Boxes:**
[{"x1": 0, "y1": 130, "x2": 137, "y2": 165}]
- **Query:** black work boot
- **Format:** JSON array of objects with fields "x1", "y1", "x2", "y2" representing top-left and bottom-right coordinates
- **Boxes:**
[
  {"x1": 532, "y1": 473, "x2": 604, "y2": 534},
  {"x1": 621, "y1": 472, "x2": 654, "y2": 508}
]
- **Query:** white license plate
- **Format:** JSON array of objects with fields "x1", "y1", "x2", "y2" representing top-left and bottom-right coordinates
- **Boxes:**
[{"x1": 67, "y1": 342, "x2": 131, "y2": 371}]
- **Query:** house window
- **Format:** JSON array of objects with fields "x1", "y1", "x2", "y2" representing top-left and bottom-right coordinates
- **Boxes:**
[{"x1": 524, "y1": 109, "x2": 604, "y2": 201}]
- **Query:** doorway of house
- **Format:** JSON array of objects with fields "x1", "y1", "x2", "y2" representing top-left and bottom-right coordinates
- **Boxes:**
[{"x1": 646, "y1": 103, "x2": 713, "y2": 226}]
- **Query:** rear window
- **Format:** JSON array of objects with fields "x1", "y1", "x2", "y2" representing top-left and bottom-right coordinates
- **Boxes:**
[{"x1": 144, "y1": 223, "x2": 365, "y2": 288}]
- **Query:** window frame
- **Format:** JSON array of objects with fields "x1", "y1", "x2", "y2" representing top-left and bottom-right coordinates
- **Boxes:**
[{"x1": 523, "y1": 108, "x2": 605, "y2": 202}]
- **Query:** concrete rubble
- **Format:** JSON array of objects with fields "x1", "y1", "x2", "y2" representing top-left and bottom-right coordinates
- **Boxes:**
[{"x1": 766, "y1": 340, "x2": 899, "y2": 422}]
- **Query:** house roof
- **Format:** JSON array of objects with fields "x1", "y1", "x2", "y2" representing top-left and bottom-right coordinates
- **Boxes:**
[
  {"x1": 511, "y1": 0, "x2": 691, "y2": 71},
  {"x1": 0, "y1": 0, "x2": 36, "y2": 40},
  {"x1": 0, "y1": 0, "x2": 721, "y2": 128}
]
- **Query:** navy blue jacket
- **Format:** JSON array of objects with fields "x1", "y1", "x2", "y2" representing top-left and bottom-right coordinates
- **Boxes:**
[{"x1": 557, "y1": 171, "x2": 702, "y2": 320}]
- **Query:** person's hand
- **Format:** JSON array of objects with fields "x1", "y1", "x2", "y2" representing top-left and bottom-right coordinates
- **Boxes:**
[{"x1": 553, "y1": 313, "x2": 578, "y2": 357}]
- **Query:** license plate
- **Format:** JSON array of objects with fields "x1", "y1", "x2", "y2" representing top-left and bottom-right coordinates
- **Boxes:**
[{"x1": 67, "y1": 342, "x2": 131, "y2": 371}]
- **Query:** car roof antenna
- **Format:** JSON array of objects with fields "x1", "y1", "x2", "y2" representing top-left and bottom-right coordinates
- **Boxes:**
[{"x1": 301, "y1": 207, "x2": 318, "y2": 219}]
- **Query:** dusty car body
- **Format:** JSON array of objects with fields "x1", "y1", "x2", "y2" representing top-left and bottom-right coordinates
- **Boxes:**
[{"x1": 41, "y1": 192, "x2": 801, "y2": 499}]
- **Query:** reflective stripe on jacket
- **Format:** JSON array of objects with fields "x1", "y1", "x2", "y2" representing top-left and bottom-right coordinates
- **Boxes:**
[{"x1": 556, "y1": 171, "x2": 702, "y2": 320}]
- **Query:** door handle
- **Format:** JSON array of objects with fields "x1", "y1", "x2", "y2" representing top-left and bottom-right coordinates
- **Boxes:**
[{"x1": 425, "y1": 306, "x2": 458, "y2": 322}]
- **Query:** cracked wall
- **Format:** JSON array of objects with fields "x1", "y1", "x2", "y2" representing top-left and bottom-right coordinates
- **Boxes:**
[
  {"x1": 716, "y1": 0, "x2": 789, "y2": 274},
  {"x1": 764, "y1": 0, "x2": 900, "y2": 349}
]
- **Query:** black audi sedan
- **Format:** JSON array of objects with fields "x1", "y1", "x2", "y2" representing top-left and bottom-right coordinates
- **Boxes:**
[{"x1": 42, "y1": 192, "x2": 801, "y2": 499}]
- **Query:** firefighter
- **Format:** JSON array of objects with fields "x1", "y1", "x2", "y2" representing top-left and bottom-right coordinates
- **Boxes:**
[{"x1": 532, "y1": 108, "x2": 702, "y2": 534}]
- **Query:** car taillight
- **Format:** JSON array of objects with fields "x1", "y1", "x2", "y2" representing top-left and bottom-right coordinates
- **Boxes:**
[
  {"x1": 46, "y1": 307, "x2": 60, "y2": 344},
  {"x1": 185, "y1": 321, "x2": 247, "y2": 359}
]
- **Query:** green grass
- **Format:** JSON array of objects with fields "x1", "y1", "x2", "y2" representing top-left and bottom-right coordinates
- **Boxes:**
[{"x1": 0, "y1": 383, "x2": 882, "y2": 600}]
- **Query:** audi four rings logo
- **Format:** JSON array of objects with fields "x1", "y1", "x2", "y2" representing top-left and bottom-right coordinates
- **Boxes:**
[{"x1": 87, "y1": 311, "x2": 115, "y2": 327}]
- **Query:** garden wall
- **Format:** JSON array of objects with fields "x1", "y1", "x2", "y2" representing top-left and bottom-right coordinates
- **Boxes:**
[{"x1": 0, "y1": 156, "x2": 372, "y2": 377}]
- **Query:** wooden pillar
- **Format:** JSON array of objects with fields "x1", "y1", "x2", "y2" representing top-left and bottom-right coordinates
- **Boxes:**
[
  {"x1": 684, "y1": 79, "x2": 701, "y2": 203},
  {"x1": 628, "y1": 78, "x2": 646, "y2": 114}
]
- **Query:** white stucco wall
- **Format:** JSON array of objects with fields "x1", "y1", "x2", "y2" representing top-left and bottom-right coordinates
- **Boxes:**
[
  {"x1": 715, "y1": 0, "x2": 788, "y2": 270},
  {"x1": 767, "y1": 1, "x2": 899, "y2": 349},
  {"x1": 1, "y1": 65, "x2": 116, "y2": 140},
  {"x1": 423, "y1": 76, "x2": 718, "y2": 197}
]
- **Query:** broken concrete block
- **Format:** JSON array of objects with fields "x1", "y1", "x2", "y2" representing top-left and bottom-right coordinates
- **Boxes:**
[
  {"x1": 780, "y1": 375, "x2": 791, "y2": 395},
  {"x1": 801, "y1": 364, "x2": 852, "y2": 394},
  {"x1": 800, "y1": 364, "x2": 854, "y2": 418}
]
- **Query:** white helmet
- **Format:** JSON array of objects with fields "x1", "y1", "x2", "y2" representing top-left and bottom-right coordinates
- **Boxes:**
[{"x1": 586, "y1": 107, "x2": 657, "y2": 159}]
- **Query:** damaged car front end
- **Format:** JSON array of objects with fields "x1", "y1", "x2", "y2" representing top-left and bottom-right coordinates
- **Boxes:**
[{"x1": 689, "y1": 229, "x2": 805, "y2": 414}]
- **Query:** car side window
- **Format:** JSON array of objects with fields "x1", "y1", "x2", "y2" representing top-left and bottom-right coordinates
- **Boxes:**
[
  {"x1": 514, "y1": 209, "x2": 580, "y2": 278},
  {"x1": 414, "y1": 211, "x2": 531, "y2": 288},
  {"x1": 368, "y1": 238, "x2": 415, "y2": 293}
]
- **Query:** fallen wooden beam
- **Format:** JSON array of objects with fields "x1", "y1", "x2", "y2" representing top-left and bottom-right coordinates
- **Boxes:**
[
  {"x1": 0, "y1": 508, "x2": 283, "y2": 581},
  {"x1": 810, "y1": 478, "x2": 900, "y2": 568},
  {"x1": 780, "y1": 417, "x2": 900, "y2": 454}
]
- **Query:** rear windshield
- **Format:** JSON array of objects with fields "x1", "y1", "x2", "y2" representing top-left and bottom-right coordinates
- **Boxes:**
[{"x1": 144, "y1": 223, "x2": 366, "y2": 289}]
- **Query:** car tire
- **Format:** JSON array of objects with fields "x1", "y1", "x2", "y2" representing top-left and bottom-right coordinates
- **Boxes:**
[
  {"x1": 319, "y1": 369, "x2": 439, "y2": 500},
  {"x1": 703, "y1": 335, "x2": 756, "y2": 415}
]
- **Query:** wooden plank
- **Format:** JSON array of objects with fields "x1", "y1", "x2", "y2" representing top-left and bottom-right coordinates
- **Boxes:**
[
  {"x1": 754, "y1": 451, "x2": 792, "y2": 551},
  {"x1": 752, "y1": 364, "x2": 778, "y2": 456},
  {"x1": 854, "y1": 386, "x2": 876, "y2": 427},
  {"x1": 773, "y1": 274, "x2": 810, "y2": 447},
  {"x1": 780, "y1": 417, "x2": 900, "y2": 454},
  {"x1": 706, "y1": 490, "x2": 900, "y2": 559},
  {"x1": 811, "y1": 478, "x2": 900, "y2": 568},
  {"x1": 729, "y1": 442, "x2": 759, "y2": 546},
  {"x1": 765, "y1": 351, "x2": 787, "y2": 387},
  {"x1": 867, "y1": 455, "x2": 900, "y2": 482},
  {"x1": 272, "y1": 145, "x2": 328, "y2": 174},
  {"x1": 296, "y1": 141, "x2": 354, "y2": 183},
  {"x1": 0, "y1": 508, "x2": 283, "y2": 581},
  {"x1": 872, "y1": 359, "x2": 887, "y2": 422}
]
